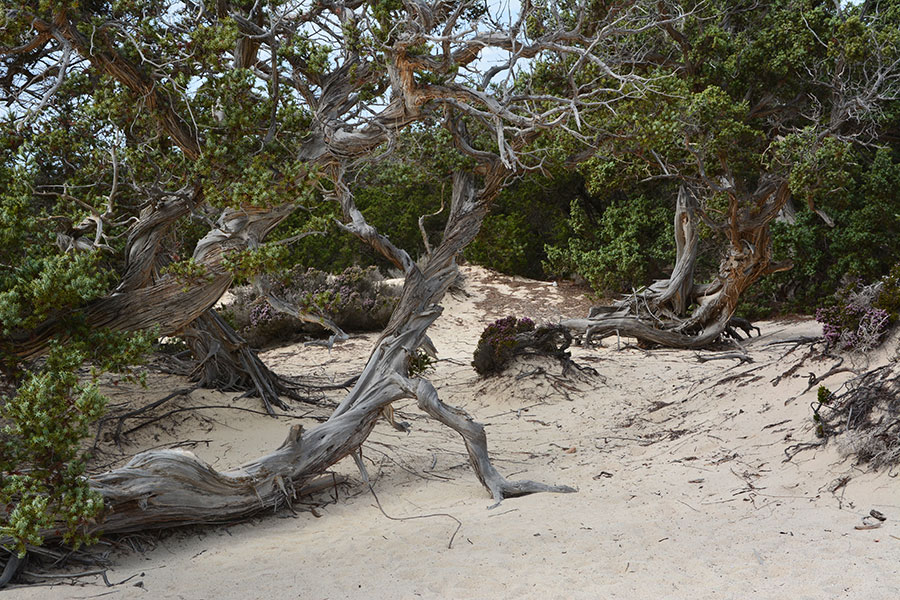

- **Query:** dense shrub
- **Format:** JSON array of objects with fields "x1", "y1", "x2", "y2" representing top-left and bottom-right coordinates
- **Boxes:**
[
  {"x1": 544, "y1": 190, "x2": 677, "y2": 294},
  {"x1": 222, "y1": 265, "x2": 401, "y2": 347},
  {"x1": 466, "y1": 172, "x2": 577, "y2": 279},
  {"x1": 472, "y1": 316, "x2": 536, "y2": 376},
  {"x1": 472, "y1": 317, "x2": 576, "y2": 376},
  {"x1": 743, "y1": 148, "x2": 900, "y2": 317},
  {"x1": 1, "y1": 333, "x2": 150, "y2": 554}
]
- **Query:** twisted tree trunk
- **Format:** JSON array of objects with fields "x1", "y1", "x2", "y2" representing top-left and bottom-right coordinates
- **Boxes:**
[
  {"x1": 565, "y1": 182, "x2": 793, "y2": 347},
  {"x1": 120, "y1": 195, "x2": 305, "y2": 411},
  {"x1": 655, "y1": 185, "x2": 699, "y2": 317},
  {"x1": 2, "y1": 172, "x2": 572, "y2": 545},
  {"x1": 9, "y1": 205, "x2": 292, "y2": 359}
]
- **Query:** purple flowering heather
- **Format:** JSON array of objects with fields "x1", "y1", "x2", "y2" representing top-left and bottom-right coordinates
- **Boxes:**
[
  {"x1": 472, "y1": 316, "x2": 537, "y2": 376},
  {"x1": 816, "y1": 302, "x2": 890, "y2": 352},
  {"x1": 249, "y1": 302, "x2": 274, "y2": 327}
]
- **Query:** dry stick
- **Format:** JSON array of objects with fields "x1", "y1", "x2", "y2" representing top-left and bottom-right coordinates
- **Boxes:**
[
  {"x1": 353, "y1": 451, "x2": 462, "y2": 549},
  {"x1": 299, "y1": 374, "x2": 360, "y2": 390},
  {"x1": 19, "y1": 568, "x2": 140, "y2": 587},
  {"x1": 682, "y1": 363, "x2": 766, "y2": 402},
  {"x1": 764, "y1": 336, "x2": 822, "y2": 347},
  {"x1": 362, "y1": 444, "x2": 451, "y2": 482},
  {"x1": 96, "y1": 386, "x2": 199, "y2": 446},
  {"x1": 365, "y1": 483, "x2": 462, "y2": 550},
  {"x1": 695, "y1": 352, "x2": 753, "y2": 364}
]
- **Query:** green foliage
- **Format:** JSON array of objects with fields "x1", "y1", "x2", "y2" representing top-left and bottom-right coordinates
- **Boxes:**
[
  {"x1": 160, "y1": 257, "x2": 214, "y2": 291},
  {"x1": 813, "y1": 385, "x2": 833, "y2": 438},
  {"x1": 0, "y1": 120, "x2": 152, "y2": 553},
  {"x1": 743, "y1": 148, "x2": 900, "y2": 316},
  {"x1": 544, "y1": 189, "x2": 675, "y2": 294},
  {"x1": 1, "y1": 331, "x2": 152, "y2": 555},
  {"x1": 467, "y1": 171, "x2": 576, "y2": 279},
  {"x1": 407, "y1": 349, "x2": 436, "y2": 378},
  {"x1": 222, "y1": 244, "x2": 292, "y2": 284}
]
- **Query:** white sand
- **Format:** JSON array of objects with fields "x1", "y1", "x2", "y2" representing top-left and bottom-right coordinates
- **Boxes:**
[{"x1": 13, "y1": 266, "x2": 900, "y2": 599}]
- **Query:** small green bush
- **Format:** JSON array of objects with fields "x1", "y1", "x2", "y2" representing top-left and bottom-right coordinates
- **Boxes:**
[{"x1": 1, "y1": 330, "x2": 152, "y2": 555}]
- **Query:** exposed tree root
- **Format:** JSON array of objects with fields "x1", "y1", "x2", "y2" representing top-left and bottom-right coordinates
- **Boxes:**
[
  {"x1": 815, "y1": 364, "x2": 900, "y2": 468},
  {"x1": 93, "y1": 387, "x2": 199, "y2": 448},
  {"x1": 182, "y1": 309, "x2": 312, "y2": 414}
]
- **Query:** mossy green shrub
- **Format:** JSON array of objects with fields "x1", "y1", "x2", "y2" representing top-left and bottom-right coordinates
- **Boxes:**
[
  {"x1": 1, "y1": 152, "x2": 153, "y2": 554},
  {"x1": 472, "y1": 316, "x2": 536, "y2": 376},
  {"x1": 223, "y1": 265, "x2": 401, "y2": 347}
]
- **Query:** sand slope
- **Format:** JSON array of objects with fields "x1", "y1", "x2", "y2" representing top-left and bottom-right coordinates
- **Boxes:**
[{"x1": 12, "y1": 266, "x2": 900, "y2": 599}]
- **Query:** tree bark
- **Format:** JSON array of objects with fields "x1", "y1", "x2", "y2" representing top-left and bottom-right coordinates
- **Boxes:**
[
  {"x1": 180, "y1": 310, "x2": 306, "y2": 414},
  {"x1": 655, "y1": 184, "x2": 699, "y2": 316}
]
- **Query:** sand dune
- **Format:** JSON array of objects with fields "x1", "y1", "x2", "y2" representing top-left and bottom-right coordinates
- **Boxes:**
[{"x1": 13, "y1": 266, "x2": 899, "y2": 599}]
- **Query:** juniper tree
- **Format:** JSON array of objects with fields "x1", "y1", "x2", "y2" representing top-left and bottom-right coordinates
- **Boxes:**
[
  {"x1": 557, "y1": 0, "x2": 900, "y2": 346},
  {"x1": 1, "y1": 0, "x2": 665, "y2": 553}
]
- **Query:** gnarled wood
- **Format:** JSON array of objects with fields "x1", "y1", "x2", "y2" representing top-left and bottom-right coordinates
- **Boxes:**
[
  {"x1": 566, "y1": 182, "x2": 793, "y2": 348},
  {"x1": 1, "y1": 171, "x2": 572, "y2": 546},
  {"x1": 181, "y1": 310, "x2": 307, "y2": 414},
  {"x1": 11, "y1": 205, "x2": 293, "y2": 360}
]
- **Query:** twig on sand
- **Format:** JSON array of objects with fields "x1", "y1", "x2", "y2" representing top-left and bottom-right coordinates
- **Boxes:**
[
  {"x1": 783, "y1": 441, "x2": 824, "y2": 462},
  {"x1": 695, "y1": 352, "x2": 753, "y2": 364},
  {"x1": 350, "y1": 451, "x2": 464, "y2": 547}
]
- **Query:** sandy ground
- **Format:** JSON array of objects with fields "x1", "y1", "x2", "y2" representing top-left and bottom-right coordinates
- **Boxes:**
[{"x1": 9, "y1": 266, "x2": 900, "y2": 599}]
